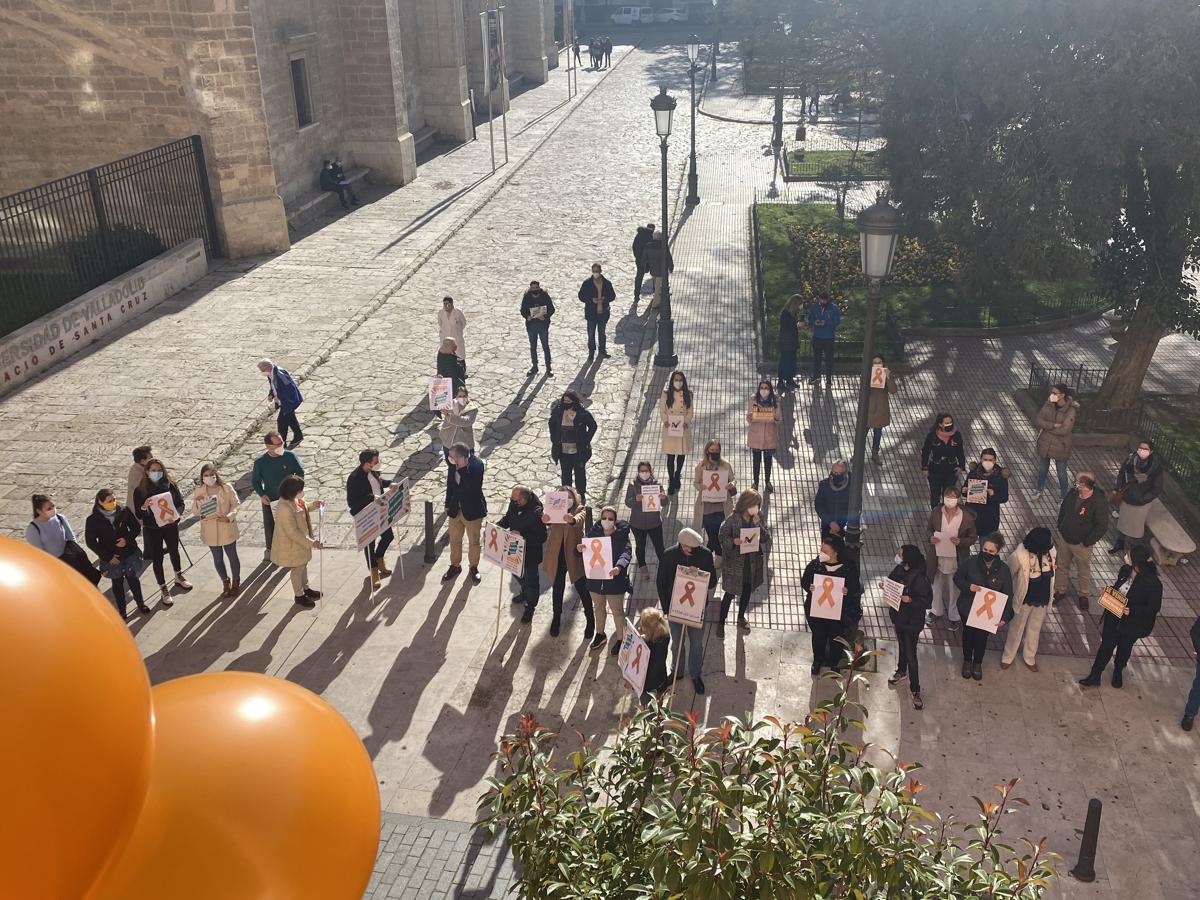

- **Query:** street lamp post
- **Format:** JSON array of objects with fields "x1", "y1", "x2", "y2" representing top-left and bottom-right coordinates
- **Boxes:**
[
  {"x1": 843, "y1": 197, "x2": 901, "y2": 557},
  {"x1": 710, "y1": 0, "x2": 719, "y2": 80},
  {"x1": 651, "y1": 86, "x2": 678, "y2": 369},
  {"x1": 686, "y1": 35, "x2": 700, "y2": 206}
]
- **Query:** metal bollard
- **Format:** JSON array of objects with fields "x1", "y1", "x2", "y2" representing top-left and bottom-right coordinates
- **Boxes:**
[
  {"x1": 423, "y1": 500, "x2": 436, "y2": 563},
  {"x1": 1069, "y1": 798, "x2": 1102, "y2": 882}
]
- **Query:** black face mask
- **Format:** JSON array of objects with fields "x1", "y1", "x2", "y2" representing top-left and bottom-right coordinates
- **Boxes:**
[
  {"x1": 709, "y1": 452, "x2": 721, "y2": 461},
  {"x1": 831, "y1": 473, "x2": 847, "y2": 485},
  {"x1": 982, "y1": 551, "x2": 997, "y2": 562},
  {"x1": 562, "y1": 400, "x2": 574, "y2": 409}
]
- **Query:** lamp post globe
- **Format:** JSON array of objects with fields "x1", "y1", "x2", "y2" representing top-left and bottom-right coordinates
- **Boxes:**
[
  {"x1": 687, "y1": 34, "x2": 700, "y2": 64},
  {"x1": 856, "y1": 198, "x2": 902, "y2": 280},
  {"x1": 651, "y1": 85, "x2": 676, "y2": 138}
]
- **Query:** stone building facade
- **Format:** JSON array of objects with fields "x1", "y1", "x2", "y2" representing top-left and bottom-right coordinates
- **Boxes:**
[{"x1": 0, "y1": 0, "x2": 559, "y2": 258}]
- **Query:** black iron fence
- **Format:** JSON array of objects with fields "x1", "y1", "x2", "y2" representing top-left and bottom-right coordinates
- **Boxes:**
[
  {"x1": 1136, "y1": 413, "x2": 1200, "y2": 506},
  {"x1": 0, "y1": 135, "x2": 218, "y2": 337},
  {"x1": 1027, "y1": 363, "x2": 1109, "y2": 396}
]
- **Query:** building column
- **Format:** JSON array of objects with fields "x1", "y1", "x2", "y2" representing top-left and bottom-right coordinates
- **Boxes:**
[
  {"x1": 413, "y1": 0, "x2": 472, "y2": 141},
  {"x1": 508, "y1": 0, "x2": 549, "y2": 84},
  {"x1": 463, "y1": 0, "x2": 510, "y2": 116},
  {"x1": 543, "y1": 0, "x2": 559, "y2": 71},
  {"x1": 340, "y1": 0, "x2": 418, "y2": 186}
]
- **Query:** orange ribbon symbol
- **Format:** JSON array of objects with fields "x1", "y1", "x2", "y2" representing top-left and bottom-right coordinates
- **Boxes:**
[
  {"x1": 979, "y1": 590, "x2": 997, "y2": 620},
  {"x1": 488, "y1": 528, "x2": 499, "y2": 552},
  {"x1": 707, "y1": 472, "x2": 720, "y2": 492},
  {"x1": 871, "y1": 367, "x2": 885, "y2": 387},
  {"x1": 588, "y1": 539, "x2": 606, "y2": 570},
  {"x1": 680, "y1": 580, "x2": 696, "y2": 606},
  {"x1": 156, "y1": 497, "x2": 174, "y2": 523},
  {"x1": 816, "y1": 577, "x2": 836, "y2": 607},
  {"x1": 630, "y1": 643, "x2": 643, "y2": 673}
]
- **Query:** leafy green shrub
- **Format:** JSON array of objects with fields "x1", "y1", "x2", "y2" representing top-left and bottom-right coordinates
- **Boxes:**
[{"x1": 478, "y1": 657, "x2": 1058, "y2": 898}]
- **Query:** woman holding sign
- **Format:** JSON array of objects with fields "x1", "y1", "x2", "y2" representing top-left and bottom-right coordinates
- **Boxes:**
[
  {"x1": 693, "y1": 439, "x2": 736, "y2": 556},
  {"x1": 865, "y1": 353, "x2": 899, "y2": 464},
  {"x1": 542, "y1": 486, "x2": 593, "y2": 639},
  {"x1": 801, "y1": 533, "x2": 863, "y2": 674},
  {"x1": 717, "y1": 489, "x2": 772, "y2": 636},
  {"x1": 885, "y1": 545, "x2": 932, "y2": 709},
  {"x1": 192, "y1": 463, "x2": 241, "y2": 598},
  {"x1": 660, "y1": 370, "x2": 694, "y2": 495},
  {"x1": 436, "y1": 338, "x2": 467, "y2": 398},
  {"x1": 746, "y1": 380, "x2": 781, "y2": 493},
  {"x1": 952, "y1": 533, "x2": 1014, "y2": 682},
  {"x1": 1080, "y1": 545, "x2": 1162, "y2": 688},
  {"x1": 438, "y1": 386, "x2": 477, "y2": 460},
  {"x1": 271, "y1": 475, "x2": 324, "y2": 608},
  {"x1": 961, "y1": 448, "x2": 1009, "y2": 538},
  {"x1": 926, "y1": 485, "x2": 977, "y2": 630},
  {"x1": 133, "y1": 459, "x2": 192, "y2": 607},
  {"x1": 581, "y1": 506, "x2": 632, "y2": 654},
  {"x1": 624, "y1": 462, "x2": 667, "y2": 576}
]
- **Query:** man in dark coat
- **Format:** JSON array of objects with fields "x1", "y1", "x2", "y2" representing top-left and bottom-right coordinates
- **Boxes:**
[
  {"x1": 347, "y1": 449, "x2": 398, "y2": 584},
  {"x1": 258, "y1": 358, "x2": 304, "y2": 448},
  {"x1": 603, "y1": 36, "x2": 613, "y2": 68},
  {"x1": 1053, "y1": 473, "x2": 1110, "y2": 611},
  {"x1": 632, "y1": 223, "x2": 656, "y2": 297},
  {"x1": 319, "y1": 159, "x2": 358, "y2": 209},
  {"x1": 497, "y1": 486, "x2": 548, "y2": 623},
  {"x1": 444, "y1": 443, "x2": 487, "y2": 585},
  {"x1": 578, "y1": 263, "x2": 616, "y2": 360},
  {"x1": 656, "y1": 527, "x2": 717, "y2": 694},
  {"x1": 814, "y1": 460, "x2": 853, "y2": 536},
  {"x1": 640, "y1": 235, "x2": 674, "y2": 308},
  {"x1": 520, "y1": 280, "x2": 555, "y2": 376}
]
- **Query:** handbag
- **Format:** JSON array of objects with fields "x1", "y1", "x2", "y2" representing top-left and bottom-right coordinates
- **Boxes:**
[{"x1": 60, "y1": 539, "x2": 102, "y2": 586}]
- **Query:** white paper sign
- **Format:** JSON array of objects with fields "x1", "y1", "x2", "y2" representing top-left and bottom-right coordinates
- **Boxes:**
[
  {"x1": 640, "y1": 484, "x2": 662, "y2": 512},
  {"x1": 148, "y1": 491, "x2": 180, "y2": 528},
  {"x1": 699, "y1": 467, "x2": 728, "y2": 502},
  {"x1": 545, "y1": 490, "x2": 573, "y2": 522},
  {"x1": 502, "y1": 531, "x2": 526, "y2": 576},
  {"x1": 582, "y1": 535, "x2": 614, "y2": 579},
  {"x1": 528, "y1": 304, "x2": 547, "y2": 320},
  {"x1": 870, "y1": 365, "x2": 888, "y2": 389},
  {"x1": 666, "y1": 417, "x2": 684, "y2": 437},
  {"x1": 967, "y1": 588, "x2": 1006, "y2": 634},
  {"x1": 482, "y1": 521, "x2": 506, "y2": 567},
  {"x1": 881, "y1": 576, "x2": 905, "y2": 612},
  {"x1": 934, "y1": 531, "x2": 958, "y2": 558},
  {"x1": 387, "y1": 477, "x2": 411, "y2": 526},
  {"x1": 965, "y1": 479, "x2": 988, "y2": 505},
  {"x1": 809, "y1": 573, "x2": 845, "y2": 621},
  {"x1": 669, "y1": 565, "x2": 709, "y2": 627},
  {"x1": 739, "y1": 526, "x2": 761, "y2": 555},
  {"x1": 428, "y1": 377, "x2": 453, "y2": 411},
  {"x1": 617, "y1": 622, "x2": 650, "y2": 696},
  {"x1": 198, "y1": 495, "x2": 219, "y2": 519},
  {"x1": 353, "y1": 502, "x2": 383, "y2": 550}
]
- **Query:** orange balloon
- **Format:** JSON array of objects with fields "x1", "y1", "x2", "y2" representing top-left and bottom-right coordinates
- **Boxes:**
[
  {"x1": 89, "y1": 672, "x2": 380, "y2": 900},
  {"x1": 0, "y1": 536, "x2": 153, "y2": 900}
]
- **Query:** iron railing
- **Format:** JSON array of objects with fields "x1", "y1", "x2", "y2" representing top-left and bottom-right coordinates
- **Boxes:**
[
  {"x1": 1136, "y1": 413, "x2": 1200, "y2": 506},
  {"x1": 0, "y1": 135, "x2": 218, "y2": 336},
  {"x1": 931, "y1": 291, "x2": 1111, "y2": 330},
  {"x1": 1027, "y1": 363, "x2": 1110, "y2": 396}
]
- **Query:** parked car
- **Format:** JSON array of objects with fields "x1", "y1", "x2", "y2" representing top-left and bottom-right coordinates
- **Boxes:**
[
  {"x1": 655, "y1": 7, "x2": 689, "y2": 22},
  {"x1": 611, "y1": 6, "x2": 655, "y2": 24}
]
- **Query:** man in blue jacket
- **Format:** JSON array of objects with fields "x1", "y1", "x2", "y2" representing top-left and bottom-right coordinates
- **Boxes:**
[
  {"x1": 258, "y1": 359, "x2": 304, "y2": 448},
  {"x1": 806, "y1": 292, "x2": 841, "y2": 387},
  {"x1": 444, "y1": 442, "x2": 487, "y2": 585}
]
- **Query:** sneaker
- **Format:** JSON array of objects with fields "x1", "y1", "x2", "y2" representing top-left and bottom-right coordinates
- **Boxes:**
[
  {"x1": 947, "y1": 619, "x2": 961, "y2": 632},
  {"x1": 692, "y1": 677, "x2": 706, "y2": 695},
  {"x1": 520, "y1": 606, "x2": 534, "y2": 625},
  {"x1": 590, "y1": 631, "x2": 607, "y2": 651},
  {"x1": 159, "y1": 587, "x2": 173, "y2": 608},
  {"x1": 303, "y1": 588, "x2": 322, "y2": 599},
  {"x1": 527, "y1": 366, "x2": 539, "y2": 376},
  {"x1": 441, "y1": 565, "x2": 462, "y2": 583},
  {"x1": 173, "y1": 574, "x2": 193, "y2": 591},
  {"x1": 912, "y1": 692, "x2": 924, "y2": 710},
  {"x1": 610, "y1": 637, "x2": 622, "y2": 656},
  {"x1": 294, "y1": 595, "x2": 316, "y2": 608},
  {"x1": 887, "y1": 670, "x2": 907, "y2": 686},
  {"x1": 738, "y1": 617, "x2": 751, "y2": 632},
  {"x1": 468, "y1": 567, "x2": 481, "y2": 584},
  {"x1": 1183, "y1": 715, "x2": 1195, "y2": 731}
]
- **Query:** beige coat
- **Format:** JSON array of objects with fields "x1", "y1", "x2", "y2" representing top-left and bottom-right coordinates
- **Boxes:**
[
  {"x1": 193, "y1": 482, "x2": 240, "y2": 547},
  {"x1": 660, "y1": 392, "x2": 694, "y2": 456},
  {"x1": 542, "y1": 508, "x2": 587, "y2": 583},
  {"x1": 691, "y1": 459, "x2": 736, "y2": 529},
  {"x1": 439, "y1": 399, "x2": 478, "y2": 451},
  {"x1": 270, "y1": 499, "x2": 314, "y2": 568},
  {"x1": 925, "y1": 505, "x2": 977, "y2": 580},
  {"x1": 1035, "y1": 399, "x2": 1078, "y2": 460},
  {"x1": 866, "y1": 375, "x2": 899, "y2": 429},
  {"x1": 1008, "y1": 545, "x2": 1057, "y2": 612},
  {"x1": 746, "y1": 398, "x2": 781, "y2": 450}
]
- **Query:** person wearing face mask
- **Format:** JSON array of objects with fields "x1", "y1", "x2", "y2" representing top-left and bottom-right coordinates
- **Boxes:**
[
  {"x1": 865, "y1": 353, "x2": 898, "y2": 464},
  {"x1": 193, "y1": 463, "x2": 241, "y2": 598},
  {"x1": 578, "y1": 263, "x2": 616, "y2": 361},
  {"x1": 443, "y1": 442, "x2": 487, "y2": 585},
  {"x1": 1110, "y1": 440, "x2": 1163, "y2": 555},
  {"x1": 257, "y1": 358, "x2": 304, "y2": 449},
  {"x1": 520, "y1": 280, "x2": 556, "y2": 377},
  {"x1": 436, "y1": 337, "x2": 467, "y2": 398},
  {"x1": 437, "y1": 295, "x2": 467, "y2": 372},
  {"x1": 1079, "y1": 544, "x2": 1162, "y2": 688},
  {"x1": 542, "y1": 486, "x2": 593, "y2": 638},
  {"x1": 86, "y1": 489, "x2": 149, "y2": 618},
  {"x1": 778, "y1": 295, "x2": 803, "y2": 391},
  {"x1": 953, "y1": 533, "x2": 1014, "y2": 681},
  {"x1": 133, "y1": 459, "x2": 192, "y2": 607},
  {"x1": 814, "y1": 460, "x2": 853, "y2": 538},
  {"x1": 1053, "y1": 472, "x2": 1109, "y2": 611},
  {"x1": 439, "y1": 386, "x2": 478, "y2": 460},
  {"x1": 251, "y1": 431, "x2": 304, "y2": 556},
  {"x1": 920, "y1": 412, "x2": 966, "y2": 509},
  {"x1": 656, "y1": 527, "x2": 716, "y2": 695},
  {"x1": 549, "y1": 391, "x2": 597, "y2": 504},
  {"x1": 885, "y1": 545, "x2": 932, "y2": 709},
  {"x1": 1035, "y1": 383, "x2": 1078, "y2": 499},
  {"x1": 624, "y1": 462, "x2": 667, "y2": 576},
  {"x1": 347, "y1": 450, "x2": 400, "y2": 591},
  {"x1": 26, "y1": 493, "x2": 101, "y2": 584},
  {"x1": 746, "y1": 380, "x2": 781, "y2": 492},
  {"x1": 127, "y1": 445, "x2": 152, "y2": 511},
  {"x1": 271, "y1": 475, "x2": 324, "y2": 608},
  {"x1": 580, "y1": 506, "x2": 632, "y2": 654},
  {"x1": 717, "y1": 489, "x2": 772, "y2": 636},
  {"x1": 1001, "y1": 527, "x2": 1056, "y2": 671},
  {"x1": 926, "y1": 485, "x2": 977, "y2": 630},
  {"x1": 498, "y1": 486, "x2": 548, "y2": 624},
  {"x1": 806, "y1": 291, "x2": 841, "y2": 387},
  {"x1": 962, "y1": 448, "x2": 1009, "y2": 538},
  {"x1": 660, "y1": 369, "x2": 694, "y2": 495},
  {"x1": 801, "y1": 533, "x2": 863, "y2": 674},
  {"x1": 693, "y1": 439, "x2": 737, "y2": 556}
]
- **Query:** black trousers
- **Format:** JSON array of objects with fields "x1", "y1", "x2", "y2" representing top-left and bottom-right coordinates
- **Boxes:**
[
  {"x1": 365, "y1": 527, "x2": 394, "y2": 569},
  {"x1": 752, "y1": 449, "x2": 774, "y2": 485},
  {"x1": 811, "y1": 337, "x2": 834, "y2": 381},
  {"x1": 666, "y1": 454, "x2": 686, "y2": 486},
  {"x1": 145, "y1": 525, "x2": 182, "y2": 587},
  {"x1": 634, "y1": 260, "x2": 648, "y2": 296},
  {"x1": 961, "y1": 625, "x2": 990, "y2": 663},
  {"x1": 810, "y1": 618, "x2": 845, "y2": 668},
  {"x1": 894, "y1": 626, "x2": 921, "y2": 692},
  {"x1": 262, "y1": 502, "x2": 276, "y2": 551},
  {"x1": 720, "y1": 567, "x2": 753, "y2": 623},
  {"x1": 111, "y1": 572, "x2": 145, "y2": 616},
  {"x1": 551, "y1": 548, "x2": 593, "y2": 621},
  {"x1": 633, "y1": 525, "x2": 665, "y2": 566},
  {"x1": 277, "y1": 407, "x2": 303, "y2": 444},
  {"x1": 927, "y1": 465, "x2": 957, "y2": 509},
  {"x1": 1090, "y1": 630, "x2": 1139, "y2": 676},
  {"x1": 559, "y1": 454, "x2": 587, "y2": 503}
]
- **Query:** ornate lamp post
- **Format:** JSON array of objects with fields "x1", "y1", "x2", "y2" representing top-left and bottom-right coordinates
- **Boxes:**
[
  {"x1": 651, "y1": 87, "x2": 679, "y2": 369},
  {"x1": 685, "y1": 35, "x2": 700, "y2": 205}
]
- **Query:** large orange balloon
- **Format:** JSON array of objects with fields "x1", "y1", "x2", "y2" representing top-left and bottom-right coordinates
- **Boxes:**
[
  {"x1": 0, "y1": 536, "x2": 154, "y2": 900},
  {"x1": 89, "y1": 672, "x2": 380, "y2": 900}
]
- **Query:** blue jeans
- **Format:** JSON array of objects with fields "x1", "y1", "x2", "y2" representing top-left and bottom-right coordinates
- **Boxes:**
[
  {"x1": 526, "y1": 320, "x2": 551, "y2": 368},
  {"x1": 1037, "y1": 456, "x2": 1069, "y2": 497},
  {"x1": 1186, "y1": 656, "x2": 1200, "y2": 717},
  {"x1": 210, "y1": 542, "x2": 241, "y2": 581},
  {"x1": 669, "y1": 619, "x2": 705, "y2": 678},
  {"x1": 871, "y1": 426, "x2": 883, "y2": 451},
  {"x1": 586, "y1": 317, "x2": 608, "y2": 355}
]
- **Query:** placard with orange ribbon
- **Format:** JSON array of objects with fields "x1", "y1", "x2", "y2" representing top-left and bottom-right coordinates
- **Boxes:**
[
  {"x1": 809, "y1": 573, "x2": 845, "y2": 621},
  {"x1": 582, "y1": 534, "x2": 613, "y2": 580},
  {"x1": 669, "y1": 565, "x2": 709, "y2": 627},
  {"x1": 967, "y1": 587, "x2": 1007, "y2": 634},
  {"x1": 148, "y1": 491, "x2": 180, "y2": 528},
  {"x1": 481, "y1": 521, "x2": 506, "y2": 568},
  {"x1": 699, "y1": 467, "x2": 728, "y2": 502},
  {"x1": 617, "y1": 622, "x2": 650, "y2": 696}
]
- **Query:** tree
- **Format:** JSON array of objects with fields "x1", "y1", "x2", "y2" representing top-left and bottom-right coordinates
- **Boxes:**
[
  {"x1": 477, "y1": 657, "x2": 1058, "y2": 898},
  {"x1": 873, "y1": 0, "x2": 1200, "y2": 408}
]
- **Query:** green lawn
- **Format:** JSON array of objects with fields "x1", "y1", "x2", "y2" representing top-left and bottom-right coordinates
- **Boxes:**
[{"x1": 785, "y1": 149, "x2": 885, "y2": 180}]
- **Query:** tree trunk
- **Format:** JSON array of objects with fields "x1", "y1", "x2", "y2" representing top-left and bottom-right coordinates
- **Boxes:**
[{"x1": 1093, "y1": 304, "x2": 1164, "y2": 410}]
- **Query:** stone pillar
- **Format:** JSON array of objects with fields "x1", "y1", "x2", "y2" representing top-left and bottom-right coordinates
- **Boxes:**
[
  {"x1": 543, "y1": 0, "x2": 559, "y2": 71},
  {"x1": 340, "y1": 0, "x2": 417, "y2": 185},
  {"x1": 508, "y1": 0, "x2": 549, "y2": 84},
  {"x1": 463, "y1": 0, "x2": 509, "y2": 116},
  {"x1": 412, "y1": 0, "x2": 473, "y2": 141}
]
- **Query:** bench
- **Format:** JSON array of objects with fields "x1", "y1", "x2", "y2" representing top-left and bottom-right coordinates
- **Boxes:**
[
  {"x1": 1145, "y1": 498, "x2": 1196, "y2": 566},
  {"x1": 285, "y1": 166, "x2": 370, "y2": 230}
]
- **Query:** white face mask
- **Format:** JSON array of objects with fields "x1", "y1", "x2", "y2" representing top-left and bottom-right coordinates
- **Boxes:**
[
  {"x1": 601, "y1": 519, "x2": 616, "y2": 533},
  {"x1": 944, "y1": 497, "x2": 959, "y2": 509},
  {"x1": 818, "y1": 551, "x2": 832, "y2": 564},
  {"x1": 981, "y1": 460, "x2": 995, "y2": 471},
  {"x1": 673, "y1": 380, "x2": 683, "y2": 389},
  {"x1": 747, "y1": 506, "x2": 760, "y2": 517},
  {"x1": 1049, "y1": 394, "x2": 1061, "y2": 404},
  {"x1": 638, "y1": 472, "x2": 651, "y2": 482},
  {"x1": 758, "y1": 389, "x2": 769, "y2": 399},
  {"x1": 894, "y1": 554, "x2": 904, "y2": 566},
  {"x1": 203, "y1": 475, "x2": 217, "y2": 486}
]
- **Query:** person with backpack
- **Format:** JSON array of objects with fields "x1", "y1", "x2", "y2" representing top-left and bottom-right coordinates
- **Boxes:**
[
  {"x1": 132, "y1": 459, "x2": 193, "y2": 606},
  {"x1": 26, "y1": 494, "x2": 100, "y2": 585},
  {"x1": 85, "y1": 489, "x2": 149, "y2": 617}
]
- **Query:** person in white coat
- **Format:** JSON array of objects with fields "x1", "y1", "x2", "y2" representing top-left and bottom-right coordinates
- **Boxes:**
[
  {"x1": 437, "y1": 296, "x2": 467, "y2": 372},
  {"x1": 1001, "y1": 526, "x2": 1056, "y2": 671}
]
